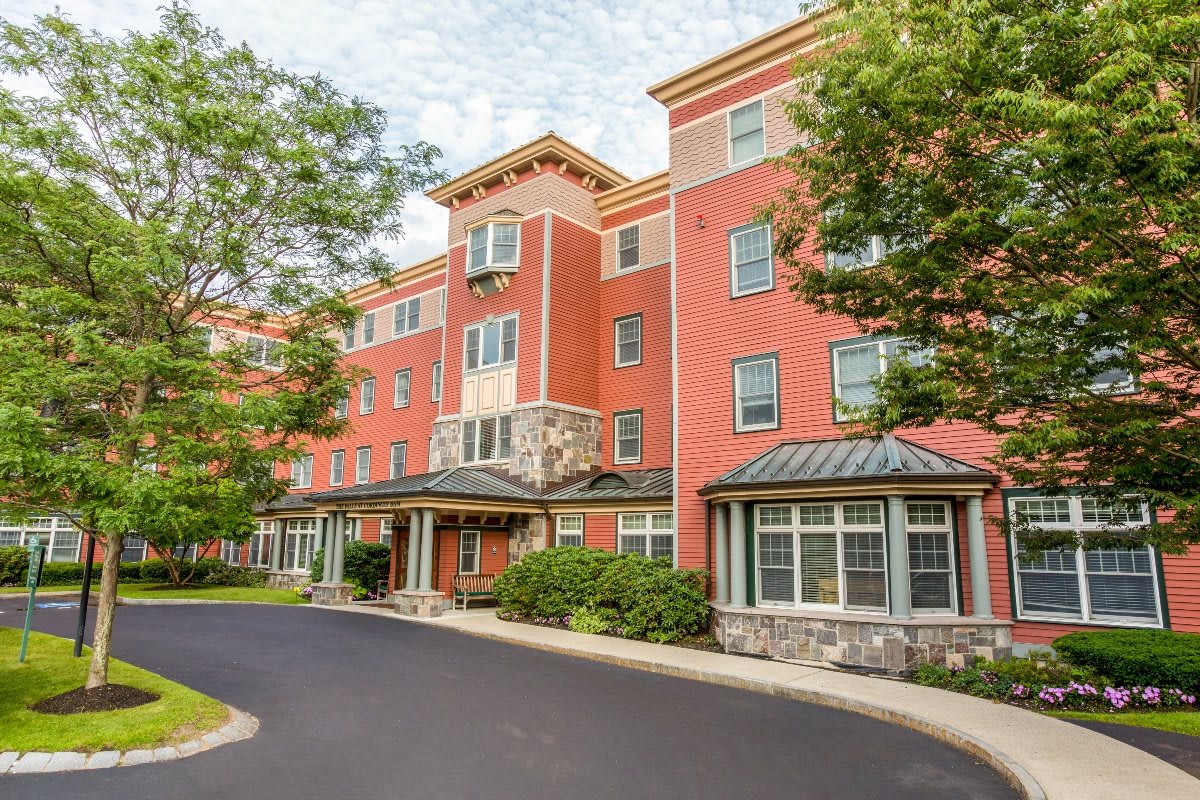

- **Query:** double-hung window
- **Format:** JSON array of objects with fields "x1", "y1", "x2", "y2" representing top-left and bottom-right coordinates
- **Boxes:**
[
  {"x1": 290, "y1": 455, "x2": 313, "y2": 489},
  {"x1": 379, "y1": 518, "x2": 393, "y2": 547},
  {"x1": 284, "y1": 519, "x2": 316, "y2": 572},
  {"x1": 729, "y1": 99, "x2": 765, "y2": 165},
  {"x1": 431, "y1": 361, "x2": 442, "y2": 402},
  {"x1": 389, "y1": 442, "x2": 407, "y2": 479},
  {"x1": 393, "y1": 369, "x2": 411, "y2": 408},
  {"x1": 825, "y1": 234, "x2": 901, "y2": 271},
  {"x1": 246, "y1": 335, "x2": 281, "y2": 368},
  {"x1": 756, "y1": 502, "x2": 887, "y2": 612},
  {"x1": 613, "y1": 410, "x2": 642, "y2": 464},
  {"x1": 831, "y1": 337, "x2": 933, "y2": 422},
  {"x1": 906, "y1": 502, "x2": 956, "y2": 614},
  {"x1": 461, "y1": 414, "x2": 512, "y2": 463},
  {"x1": 329, "y1": 449, "x2": 345, "y2": 486},
  {"x1": 614, "y1": 314, "x2": 642, "y2": 368},
  {"x1": 355, "y1": 446, "x2": 371, "y2": 484},
  {"x1": 342, "y1": 324, "x2": 356, "y2": 351},
  {"x1": 458, "y1": 531, "x2": 481, "y2": 574},
  {"x1": 616, "y1": 225, "x2": 640, "y2": 271},
  {"x1": 122, "y1": 534, "x2": 148, "y2": 563},
  {"x1": 393, "y1": 298, "x2": 421, "y2": 336},
  {"x1": 220, "y1": 540, "x2": 242, "y2": 566},
  {"x1": 248, "y1": 521, "x2": 272, "y2": 568},
  {"x1": 556, "y1": 515, "x2": 584, "y2": 547},
  {"x1": 359, "y1": 377, "x2": 375, "y2": 415},
  {"x1": 362, "y1": 311, "x2": 376, "y2": 345},
  {"x1": 1010, "y1": 495, "x2": 1161, "y2": 626},
  {"x1": 733, "y1": 353, "x2": 779, "y2": 432},
  {"x1": 334, "y1": 392, "x2": 349, "y2": 420},
  {"x1": 729, "y1": 223, "x2": 774, "y2": 296},
  {"x1": 617, "y1": 513, "x2": 675, "y2": 560},
  {"x1": 467, "y1": 222, "x2": 520, "y2": 274},
  {"x1": 464, "y1": 316, "x2": 518, "y2": 371}
]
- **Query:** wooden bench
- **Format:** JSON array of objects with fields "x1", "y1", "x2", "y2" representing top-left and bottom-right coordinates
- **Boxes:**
[{"x1": 452, "y1": 573, "x2": 497, "y2": 610}]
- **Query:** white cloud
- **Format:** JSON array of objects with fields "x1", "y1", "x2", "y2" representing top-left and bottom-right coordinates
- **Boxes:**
[{"x1": 3, "y1": 0, "x2": 799, "y2": 267}]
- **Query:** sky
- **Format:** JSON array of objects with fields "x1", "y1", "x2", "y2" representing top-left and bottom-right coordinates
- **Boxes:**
[{"x1": 4, "y1": 1, "x2": 801, "y2": 268}]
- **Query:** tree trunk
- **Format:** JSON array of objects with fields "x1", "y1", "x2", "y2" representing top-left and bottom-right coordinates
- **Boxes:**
[{"x1": 85, "y1": 533, "x2": 124, "y2": 689}]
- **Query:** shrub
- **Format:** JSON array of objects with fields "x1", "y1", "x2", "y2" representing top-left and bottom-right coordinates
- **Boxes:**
[
  {"x1": 594, "y1": 555, "x2": 709, "y2": 642},
  {"x1": 1054, "y1": 629, "x2": 1200, "y2": 693},
  {"x1": 201, "y1": 562, "x2": 268, "y2": 587},
  {"x1": 568, "y1": 607, "x2": 618, "y2": 635},
  {"x1": 344, "y1": 541, "x2": 390, "y2": 590},
  {"x1": 494, "y1": 546, "x2": 617, "y2": 618},
  {"x1": 310, "y1": 549, "x2": 324, "y2": 583},
  {"x1": 0, "y1": 546, "x2": 29, "y2": 585},
  {"x1": 138, "y1": 559, "x2": 171, "y2": 583}
]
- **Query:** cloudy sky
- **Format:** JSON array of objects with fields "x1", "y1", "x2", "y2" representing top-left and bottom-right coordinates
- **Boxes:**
[{"x1": 4, "y1": 1, "x2": 800, "y2": 267}]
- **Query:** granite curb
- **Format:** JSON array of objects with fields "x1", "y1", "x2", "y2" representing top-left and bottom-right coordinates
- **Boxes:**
[{"x1": 0, "y1": 705, "x2": 258, "y2": 776}]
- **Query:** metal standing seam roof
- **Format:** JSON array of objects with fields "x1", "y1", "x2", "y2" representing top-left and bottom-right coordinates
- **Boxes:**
[
  {"x1": 544, "y1": 468, "x2": 675, "y2": 502},
  {"x1": 699, "y1": 435, "x2": 995, "y2": 496},
  {"x1": 255, "y1": 493, "x2": 317, "y2": 513},
  {"x1": 305, "y1": 466, "x2": 540, "y2": 503}
]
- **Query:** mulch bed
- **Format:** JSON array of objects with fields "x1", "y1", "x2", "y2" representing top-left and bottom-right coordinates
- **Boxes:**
[{"x1": 31, "y1": 684, "x2": 160, "y2": 715}]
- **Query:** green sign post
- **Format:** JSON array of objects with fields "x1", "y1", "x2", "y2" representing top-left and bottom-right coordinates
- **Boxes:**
[{"x1": 18, "y1": 535, "x2": 47, "y2": 663}]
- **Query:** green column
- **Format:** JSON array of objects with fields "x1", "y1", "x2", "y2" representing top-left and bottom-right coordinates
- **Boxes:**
[
  {"x1": 966, "y1": 495, "x2": 993, "y2": 618},
  {"x1": 322, "y1": 512, "x2": 335, "y2": 582},
  {"x1": 729, "y1": 500, "x2": 747, "y2": 609},
  {"x1": 887, "y1": 495, "x2": 912, "y2": 620},
  {"x1": 418, "y1": 508, "x2": 434, "y2": 591},
  {"x1": 269, "y1": 519, "x2": 284, "y2": 571},
  {"x1": 405, "y1": 510, "x2": 421, "y2": 590},
  {"x1": 715, "y1": 503, "x2": 730, "y2": 604},
  {"x1": 331, "y1": 512, "x2": 346, "y2": 584}
]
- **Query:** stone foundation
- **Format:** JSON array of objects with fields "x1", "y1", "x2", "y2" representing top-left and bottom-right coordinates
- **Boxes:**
[
  {"x1": 310, "y1": 582, "x2": 353, "y2": 606},
  {"x1": 264, "y1": 570, "x2": 309, "y2": 590},
  {"x1": 393, "y1": 589, "x2": 446, "y2": 618},
  {"x1": 713, "y1": 605, "x2": 1012, "y2": 671}
]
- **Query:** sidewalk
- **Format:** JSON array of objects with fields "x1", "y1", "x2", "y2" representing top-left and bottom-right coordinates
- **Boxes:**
[{"x1": 329, "y1": 604, "x2": 1199, "y2": 800}]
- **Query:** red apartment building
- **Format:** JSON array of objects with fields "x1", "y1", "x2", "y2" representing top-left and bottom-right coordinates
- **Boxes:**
[{"x1": 11, "y1": 13, "x2": 1194, "y2": 667}]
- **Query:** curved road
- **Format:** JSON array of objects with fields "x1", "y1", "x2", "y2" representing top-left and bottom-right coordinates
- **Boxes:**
[{"x1": 2, "y1": 598, "x2": 1015, "y2": 799}]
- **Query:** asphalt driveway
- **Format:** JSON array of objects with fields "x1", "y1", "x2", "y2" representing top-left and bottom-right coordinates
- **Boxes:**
[{"x1": 0, "y1": 596, "x2": 1015, "y2": 799}]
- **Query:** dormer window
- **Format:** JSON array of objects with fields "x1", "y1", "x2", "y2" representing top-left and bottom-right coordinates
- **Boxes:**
[{"x1": 467, "y1": 221, "x2": 520, "y2": 274}]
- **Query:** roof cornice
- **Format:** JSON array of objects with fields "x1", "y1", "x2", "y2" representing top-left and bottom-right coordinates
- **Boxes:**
[
  {"x1": 340, "y1": 252, "x2": 447, "y2": 305},
  {"x1": 646, "y1": 11, "x2": 829, "y2": 108},
  {"x1": 426, "y1": 132, "x2": 630, "y2": 208},
  {"x1": 595, "y1": 170, "x2": 670, "y2": 214}
]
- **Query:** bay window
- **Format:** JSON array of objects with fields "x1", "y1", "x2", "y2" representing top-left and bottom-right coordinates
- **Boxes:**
[
  {"x1": 248, "y1": 521, "x2": 272, "y2": 568},
  {"x1": 906, "y1": 502, "x2": 957, "y2": 614},
  {"x1": 283, "y1": 519, "x2": 316, "y2": 572},
  {"x1": 467, "y1": 221, "x2": 520, "y2": 274}
]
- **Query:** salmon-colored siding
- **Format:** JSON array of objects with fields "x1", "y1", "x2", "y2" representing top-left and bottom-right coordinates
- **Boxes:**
[{"x1": 548, "y1": 216, "x2": 601, "y2": 410}]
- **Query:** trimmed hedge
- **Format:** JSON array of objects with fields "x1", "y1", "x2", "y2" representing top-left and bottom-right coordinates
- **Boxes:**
[
  {"x1": 1054, "y1": 629, "x2": 1200, "y2": 693},
  {"x1": 344, "y1": 541, "x2": 391, "y2": 591},
  {"x1": 494, "y1": 546, "x2": 709, "y2": 643},
  {"x1": 0, "y1": 546, "x2": 29, "y2": 585},
  {"x1": 202, "y1": 562, "x2": 268, "y2": 587}
]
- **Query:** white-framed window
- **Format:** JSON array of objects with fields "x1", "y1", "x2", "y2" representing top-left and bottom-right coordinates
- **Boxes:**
[
  {"x1": 617, "y1": 513, "x2": 674, "y2": 560},
  {"x1": 283, "y1": 518, "x2": 316, "y2": 572},
  {"x1": 329, "y1": 449, "x2": 345, "y2": 486},
  {"x1": 728, "y1": 99, "x2": 765, "y2": 165},
  {"x1": 389, "y1": 442, "x2": 407, "y2": 479},
  {"x1": 362, "y1": 311, "x2": 376, "y2": 346},
  {"x1": 616, "y1": 224, "x2": 640, "y2": 271},
  {"x1": 831, "y1": 337, "x2": 934, "y2": 422},
  {"x1": 906, "y1": 502, "x2": 957, "y2": 614},
  {"x1": 825, "y1": 233, "x2": 902, "y2": 271},
  {"x1": 613, "y1": 410, "x2": 642, "y2": 464},
  {"x1": 290, "y1": 455, "x2": 313, "y2": 489},
  {"x1": 342, "y1": 324, "x2": 356, "y2": 351},
  {"x1": 614, "y1": 314, "x2": 642, "y2": 368},
  {"x1": 393, "y1": 369, "x2": 411, "y2": 408},
  {"x1": 733, "y1": 354, "x2": 779, "y2": 432},
  {"x1": 359, "y1": 377, "x2": 375, "y2": 415},
  {"x1": 334, "y1": 392, "x2": 349, "y2": 420},
  {"x1": 246, "y1": 335, "x2": 282, "y2": 368},
  {"x1": 1010, "y1": 495, "x2": 1161, "y2": 626},
  {"x1": 461, "y1": 414, "x2": 512, "y2": 464},
  {"x1": 556, "y1": 515, "x2": 584, "y2": 547},
  {"x1": 17, "y1": 517, "x2": 82, "y2": 563},
  {"x1": 464, "y1": 315, "x2": 518, "y2": 371},
  {"x1": 431, "y1": 360, "x2": 442, "y2": 402},
  {"x1": 729, "y1": 223, "x2": 774, "y2": 296},
  {"x1": 355, "y1": 446, "x2": 371, "y2": 484},
  {"x1": 459, "y1": 530, "x2": 481, "y2": 574},
  {"x1": 248, "y1": 521, "x2": 272, "y2": 568},
  {"x1": 392, "y1": 297, "x2": 421, "y2": 336},
  {"x1": 467, "y1": 221, "x2": 520, "y2": 274},
  {"x1": 198, "y1": 325, "x2": 214, "y2": 353},
  {"x1": 378, "y1": 518, "x2": 393, "y2": 547},
  {"x1": 121, "y1": 534, "x2": 148, "y2": 563},
  {"x1": 220, "y1": 539, "x2": 242, "y2": 566},
  {"x1": 756, "y1": 502, "x2": 888, "y2": 612}
]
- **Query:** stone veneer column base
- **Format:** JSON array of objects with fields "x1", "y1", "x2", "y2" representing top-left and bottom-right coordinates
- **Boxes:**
[
  {"x1": 310, "y1": 582, "x2": 354, "y2": 606},
  {"x1": 393, "y1": 589, "x2": 445, "y2": 618},
  {"x1": 712, "y1": 605, "x2": 1013, "y2": 671},
  {"x1": 264, "y1": 570, "x2": 310, "y2": 590}
]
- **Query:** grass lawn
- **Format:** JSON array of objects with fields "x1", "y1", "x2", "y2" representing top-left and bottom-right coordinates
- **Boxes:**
[
  {"x1": 0, "y1": 628, "x2": 228, "y2": 752},
  {"x1": 1050, "y1": 709, "x2": 1200, "y2": 737},
  {"x1": 1, "y1": 583, "x2": 306, "y2": 604}
]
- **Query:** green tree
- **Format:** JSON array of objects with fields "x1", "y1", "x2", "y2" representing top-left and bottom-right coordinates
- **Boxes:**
[
  {"x1": 769, "y1": 0, "x2": 1200, "y2": 552},
  {"x1": 0, "y1": 3, "x2": 444, "y2": 688}
]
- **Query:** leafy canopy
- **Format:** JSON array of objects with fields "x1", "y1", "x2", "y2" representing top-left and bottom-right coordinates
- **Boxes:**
[{"x1": 770, "y1": 0, "x2": 1200, "y2": 552}]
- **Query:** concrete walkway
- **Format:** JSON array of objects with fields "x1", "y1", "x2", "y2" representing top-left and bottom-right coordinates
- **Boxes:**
[{"x1": 328, "y1": 604, "x2": 1199, "y2": 800}]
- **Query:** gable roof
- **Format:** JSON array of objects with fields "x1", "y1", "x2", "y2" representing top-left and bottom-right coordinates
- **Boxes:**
[{"x1": 699, "y1": 436, "x2": 995, "y2": 496}]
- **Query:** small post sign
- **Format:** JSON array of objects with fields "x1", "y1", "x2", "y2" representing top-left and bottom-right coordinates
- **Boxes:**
[{"x1": 19, "y1": 535, "x2": 47, "y2": 663}]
